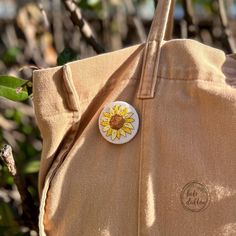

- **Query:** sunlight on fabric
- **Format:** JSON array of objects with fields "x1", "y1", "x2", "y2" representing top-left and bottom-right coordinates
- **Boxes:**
[
  {"x1": 214, "y1": 222, "x2": 236, "y2": 236},
  {"x1": 50, "y1": 137, "x2": 86, "y2": 218},
  {"x1": 209, "y1": 183, "x2": 236, "y2": 202},
  {"x1": 101, "y1": 228, "x2": 111, "y2": 236},
  {"x1": 145, "y1": 174, "x2": 156, "y2": 228}
]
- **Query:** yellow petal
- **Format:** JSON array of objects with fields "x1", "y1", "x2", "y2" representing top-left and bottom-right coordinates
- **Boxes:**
[
  {"x1": 125, "y1": 118, "x2": 135, "y2": 123},
  {"x1": 117, "y1": 130, "x2": 121, "y2": 139},
  {"x1": 120, "y1": 129, "x2": 126, "y2": 137},
  {"x1": 106, "y1": 128, "x2": 112, "y2": 137},
  {"x1": 102, "y1": 117, "x2": 110, "y2": 122},
  {"x1": 112, "y1": 129, "x2": 117, "y2": 140},
  {"x1": 103, "y1": 125, "x2": 110, "y2": 132},
  {"x1": 113, "y1": 105, "x2": 120, "y2": 114},
  {"x1": 109, "y1": 107, "x2": 115, "y2": 116},
  {"x1": 120, "y1": 107, "x2": 128, "y2": 116},
  {"x1": 124, "y1": 123, "x2": 134, "y2": 129},
  {"x1": 103, "y1": 112, "x2": 111, "y2": 118},
  {"x1": 100, "y1": 121, "x2": 109, "y2": 126},
  {"x1": 122, "y1": 126, "x2": 132, "y2": 134},
  {"x1": 124, "y1": 112, "x2": 133, "y2": 118},
  {"x1": 117, "y1": 106, "x2": 123, "y2": 114}
]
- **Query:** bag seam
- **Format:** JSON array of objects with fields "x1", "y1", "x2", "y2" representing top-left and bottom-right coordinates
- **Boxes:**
[
  {"x1": 138, "y1": 99, "x2": 144, "y2": 236},
  {"x1": 157, "y1": 76, "x2": 235, "y2": 87},
  {"x1": 39, "y1": 65, "x2": 81, "y2": 235}
]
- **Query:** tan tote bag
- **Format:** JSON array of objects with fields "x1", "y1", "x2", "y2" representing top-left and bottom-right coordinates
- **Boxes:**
[{"x1": 33, "y1": 0, "x2": 236, "y2": 235}]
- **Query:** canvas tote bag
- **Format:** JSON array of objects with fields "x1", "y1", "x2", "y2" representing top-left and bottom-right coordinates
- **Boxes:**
[{"x1": 33, "y1": 0, "x2": 236, "y2": 235}]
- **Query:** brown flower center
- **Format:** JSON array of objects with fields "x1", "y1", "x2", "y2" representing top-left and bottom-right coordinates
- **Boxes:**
[{"x1": 109, "y1": 114, "x2": 125, "y2": 130}]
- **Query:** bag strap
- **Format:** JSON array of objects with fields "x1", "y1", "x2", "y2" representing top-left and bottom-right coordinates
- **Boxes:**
[
  {"x1": 165, "y1": 0, "x2": 175, "y2": 40},
  {"x1": 137, "y1": 0, "x2": 175, "y2": 99}
]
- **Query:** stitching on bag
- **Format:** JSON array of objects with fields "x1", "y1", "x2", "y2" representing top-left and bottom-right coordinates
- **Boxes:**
[
  {"x1": 74, "y1": 78, "x2": 140, "y2": 106},
  {"x1": 146, "y1": 42, "x2": 158, "y2": 95},
  {"x1": 137, "y1": 99, "x2": 144, "y2": 236},
  {"x1": 157, "y1": 75, "x2": 226, "y2": 83},
  {"x1": 150, "y1": 41, "x2": 162, "y2": 96},
  {"x1": 139, "y1": 41, "x2": 162, "y2": 97},
  {"x1": 63, "y1": 65, "x2": 80, "y2": 112},
  {"x1": 64, "y1": 65, "x2": 75, "y2": 111},
  {"x1": 154, "y1": 77, "x2": 236, "y2": 98},
  {"x1": 39, "y1": 111, "x2": 73, "y2": 119},
  {"x1": 138, "y1": 44, "x2": 151, "y2": 96},
  {"x1": 63, "y1": 65, "x2": 81, "y2": 127}
]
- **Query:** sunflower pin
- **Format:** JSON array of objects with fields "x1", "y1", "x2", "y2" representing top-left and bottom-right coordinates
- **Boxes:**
[{"x1": 98, "y1": 101, "x2": 139, "y2": 144}]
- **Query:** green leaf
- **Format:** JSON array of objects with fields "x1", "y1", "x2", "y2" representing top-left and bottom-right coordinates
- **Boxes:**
[
  {"x1": 57, "y1": 48, "x2": 79, "y2": 66},
  {"x1": 23, "y1": 160, "x2": 40, "y2": 174},
  {"x1": 0, "y1": 202, "x2": 20, "y2": 235},
  {"x1": 0, "y1": 76, "x2": 29, "y2": 101}
]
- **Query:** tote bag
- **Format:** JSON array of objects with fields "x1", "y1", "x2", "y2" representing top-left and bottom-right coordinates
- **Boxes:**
[{"x1": 33, "y1": 0, "x2": 236, "y2": 235}]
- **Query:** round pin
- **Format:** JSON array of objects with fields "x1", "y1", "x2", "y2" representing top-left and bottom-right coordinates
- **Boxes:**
[{"x1": 98, "y1": 101, "x2": 139, "y2": 144}]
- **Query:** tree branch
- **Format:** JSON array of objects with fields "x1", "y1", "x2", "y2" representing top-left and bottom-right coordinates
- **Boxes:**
[
  {"x1": 218, "y1": 0, "x2": 236, "y2": 53},
  {"x1": 182, "y1": 0, "x2": 198, "y2": 38},
  {"x1": 38, "y1": 0, "x2": 50, "y2": 30},
  {"x1": 154, "y1": 0, "x2": 158, "y2": 7},
  {"x1": 63, "y1": 0, "x2": 105, "y2": 54},
  {"x1": 0, "y1": 144, "x2": 39, "y2": 232},
  {"x1": 124, "y1": 0, "x2": 147, "y2": 42}
]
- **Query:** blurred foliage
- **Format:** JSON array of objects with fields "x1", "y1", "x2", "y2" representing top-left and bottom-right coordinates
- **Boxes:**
[
  {"x1": 78, "y1": 0, "x2": 102, "y2": 11},
  {"x1": 57, "y1": 47, "x2": 80, "y2": 66},
  {"x1": 0, "y1": 103, "x2": 41, "y2": 235},
  {"x1": 2, "y1": 48, "x2": 21, "y2": 65},
  {"x1": 0, "y1": 0, "x2": 236, "y2": 235}
]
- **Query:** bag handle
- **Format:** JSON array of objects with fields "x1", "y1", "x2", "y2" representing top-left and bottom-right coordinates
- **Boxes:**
[
  {"x1": 137, "y1": 0, "x2": 175, "y2": 99},
  {"x1": 162, "y1": 0, "x2": 175, "y2": 41}
]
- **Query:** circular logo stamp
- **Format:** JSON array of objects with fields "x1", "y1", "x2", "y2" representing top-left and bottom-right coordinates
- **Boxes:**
[{"x1": 180, "y1": 181, "x2": 210, "y2": 212}]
